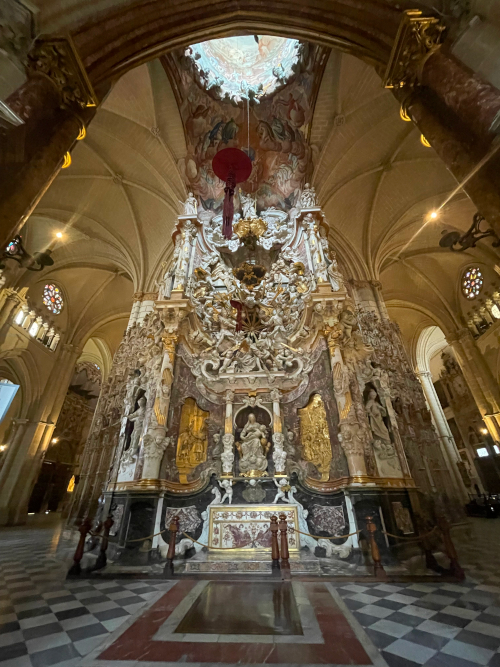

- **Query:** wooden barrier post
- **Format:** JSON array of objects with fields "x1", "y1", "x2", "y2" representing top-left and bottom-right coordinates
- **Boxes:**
[
  {"x1": 437, "y1": 516, "x2": 465, "y2": 581},
  {"x1": 163, "y1": 516, "x2": 179, "y2": 577},
  {"x1": 270, "y1": 515, "x2": 280, "y2": 575},
  {"x1": 279, "y1": 513, "x2": 291, "y2": 580},
  {"x1": 365, "y1": 515, "x2": 387, "y2": 580},
  {"x1": 94, "y1": 515, "x2": 114, "y2": 571},
  {"x1": 67, "y1": 516, "x2": 92, "y2": 577}
]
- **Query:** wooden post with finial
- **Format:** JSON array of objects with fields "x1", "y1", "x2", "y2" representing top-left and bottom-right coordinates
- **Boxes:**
[
  {"x1": 279, "y1": 513, "x2": 291, "y2": 580},
  {"x1": 163, "y1": 516, "x2": 179, "y2": 577},
  {"x1": 437, "y1": 515, "x2": 465, "y2": 581},
  {"x1": 67, "y1": 516, "x2": 92, "y2": 577},
  {"x1": 270, "y1": 515, "x2": 280, "y2": 575},
  {"x1": 365, "y1": 515, "x2": 387, "y2": 580},
  {"x1": 94, "y1": 515, "x2": 114, "y2": 571}
]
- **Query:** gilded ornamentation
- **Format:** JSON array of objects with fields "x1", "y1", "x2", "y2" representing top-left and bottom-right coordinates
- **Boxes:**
[
  {"x1": 233, "y1": 262, "x2": 267, "y2": 289},
  {"x1": 176, "y1": 398, "x2": 209, "y2": 483},
  {"x1": 383, "y1": 9, "x2": 445, "y2": 89},
  {"x1": 233, "y1": 217, "x2": 268, "y2": 240},
  {"x1": 298, "y1": 394, "x2": 332, "y2": 481},
  {"x1": 27, "y1": 37, "x2": 98, "y2": 109}
]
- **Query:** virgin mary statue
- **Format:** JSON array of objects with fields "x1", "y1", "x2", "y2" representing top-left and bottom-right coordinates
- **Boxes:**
[{"x1": 236, "y1": 413, "x2": 269, "y2": 476}]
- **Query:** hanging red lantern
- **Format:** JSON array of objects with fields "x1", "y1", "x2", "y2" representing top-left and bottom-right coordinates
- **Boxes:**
[{"x1": 212, "y1": 148, "x2": 252, "y2": 239}]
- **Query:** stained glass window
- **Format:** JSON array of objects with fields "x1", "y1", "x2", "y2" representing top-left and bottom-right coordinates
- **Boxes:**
[
  {"x1": 187, "y1": 36, "x2": 300, "y2": 103},
  {"x1": 462, "y1": 267, "x2": 483, "y2": 299},
  {"x1": 43, "y1": 284, "x2": 63, "y2": 314}
]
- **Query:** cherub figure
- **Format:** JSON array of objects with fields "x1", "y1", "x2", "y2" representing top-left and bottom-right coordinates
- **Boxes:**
[
  {"x1": 218, "y1": 478, "x2": 233, "y2": 504},
  {"x1": 272, "y1": 478, "x2": 295, "y2": 504}
]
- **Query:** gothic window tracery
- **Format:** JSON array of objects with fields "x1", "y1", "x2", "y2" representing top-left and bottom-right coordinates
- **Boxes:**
[
  {"x1": 43, "y1": 283, "x2": 63, "y2": 314},
  {"x1": 462, "y1": 267, "x2": 483, "y2": 300}
]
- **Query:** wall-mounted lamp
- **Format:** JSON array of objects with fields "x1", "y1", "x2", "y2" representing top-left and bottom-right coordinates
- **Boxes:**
[
  {"x1": 0, "y1": 236, "x2": 54, "y2": 271},
  {"x1": 439, "y1": 213, "x2": 500, "y2": 252}
]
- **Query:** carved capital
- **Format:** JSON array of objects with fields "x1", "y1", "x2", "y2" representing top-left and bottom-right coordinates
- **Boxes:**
[
  {"x1": 270, "y1": 388, "x2": 282, "y2": 403},
  {"x1": 27, "y1": 37, "x2": 98, "y2": 110},
  {"x1": 224, "y1": 389, "x2": 235, "y2": 404},
  {"x1": 143, "y1": 433, "x2": 169, "y2": 461},
  {"x1": 338, "y1": 422, "x2": 367, "y2": 458},
  {"x1": 383, "y1": 10, "x2": 445, "y2": 89}
]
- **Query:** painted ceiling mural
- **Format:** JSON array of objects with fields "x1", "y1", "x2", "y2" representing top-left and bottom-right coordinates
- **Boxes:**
[{"x1": 163, "y1": 37, "x2": 328, "y2": 212}]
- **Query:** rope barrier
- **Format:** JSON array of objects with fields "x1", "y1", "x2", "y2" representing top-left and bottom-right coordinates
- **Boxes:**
[
  {"x1": 181, "y1": 529, "x2": 269, "y2": 551},
  {"x1": 288, "y1": 526, "x2": 362, "y2": 540},
  {"x1": 88, "y1": 528, "x2": 169, "y2": 543},
  {"x1": 381, "y1": 526, "x2": 438, "y2": 541}
]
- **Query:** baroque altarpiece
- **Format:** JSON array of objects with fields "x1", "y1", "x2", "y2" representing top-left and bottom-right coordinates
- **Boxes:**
[{"x1": 72, "y1": 189, "x2": 461, "y2": 570}]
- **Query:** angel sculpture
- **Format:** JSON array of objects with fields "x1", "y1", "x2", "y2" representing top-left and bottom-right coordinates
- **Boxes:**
[
  {"x1": 272, "y1": 478, "x2": 296, "y2": 503},
  {"x1": 218, "y1": 478, "x2": 233, "y2": 504}
]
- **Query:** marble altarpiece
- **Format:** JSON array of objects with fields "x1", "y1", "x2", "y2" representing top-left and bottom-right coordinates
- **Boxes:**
[{"x1": 71, "y1": 188, "x2": 463, "y2": 570}]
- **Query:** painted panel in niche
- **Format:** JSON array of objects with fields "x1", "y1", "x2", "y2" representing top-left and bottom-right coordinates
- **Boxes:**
[{"x1": 176, "y1": 398, "x2": 209, "y2": 483}]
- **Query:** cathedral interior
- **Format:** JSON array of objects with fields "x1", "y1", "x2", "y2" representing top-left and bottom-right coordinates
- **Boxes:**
[{"x1": 1, "y1": 1, "x2": 500, "y2": 666}]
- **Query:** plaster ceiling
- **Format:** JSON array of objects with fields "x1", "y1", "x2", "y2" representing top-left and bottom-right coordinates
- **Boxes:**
[{"x1": 22, "y1": 41, "x2": 498, "y2": 361}]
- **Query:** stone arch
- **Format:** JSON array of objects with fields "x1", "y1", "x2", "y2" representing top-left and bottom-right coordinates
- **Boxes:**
[
  {"x1": 415, "y1": 325, "x2": 448, "y2": 375},
  {"x1": 72, "y1": 1, "x2": 403, "y2": 86}
]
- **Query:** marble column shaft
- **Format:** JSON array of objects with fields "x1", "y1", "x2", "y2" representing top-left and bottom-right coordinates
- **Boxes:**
[
  {"x1": 422, "y1": 50, "x2": 500, "y2": 142},
  {"x1": 395, "y1": 87, "x2": 500, "y2": 231},
  {"x1": 448, "y1": 329, "x2": 500, "y2": 440},
  {"x1": 0, "y1": 342, "x2": 82, "y2": 524},
  {"x1": 0, "y1": 75, "x2": 98, "y2": 248},
  {"x1": 417, "y1": 370, "x2": 469, "y2": 502}
]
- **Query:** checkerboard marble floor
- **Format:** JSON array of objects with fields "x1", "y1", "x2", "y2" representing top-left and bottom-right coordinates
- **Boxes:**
[{"x1": 0, "y1": 515, "x2": 499, "y2": 667}]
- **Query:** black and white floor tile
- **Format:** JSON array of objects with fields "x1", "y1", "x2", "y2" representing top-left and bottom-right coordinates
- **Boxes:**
[{"x1": 0, "y1": 515, "x2": 499, "y2": 666}]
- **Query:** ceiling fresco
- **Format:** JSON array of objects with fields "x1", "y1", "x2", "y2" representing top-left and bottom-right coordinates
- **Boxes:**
[
  {"x1": 163, "y1": 38, "x2": 329, "y2": 213},
  {"x1": 189, "y1": 36, "x2": 301, "y2": 103}
]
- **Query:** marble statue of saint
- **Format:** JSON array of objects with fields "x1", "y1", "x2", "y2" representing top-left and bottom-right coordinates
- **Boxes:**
[
  {"x1": 236, "y1": 413, "x2": 269, "y2": 475},
  {"x1": 327, "y1": 250, "x2": 344, "y2": 292},
  {"x1": 182, "y1": 192, "x2": 198, "y2": 216},
  {"x1": 127, "y1": 396, "x2": 147, "y2": 456},
  {"x1": 240, "y1": 189, "x2": 257, "y2": 219},
  {"x1": 300, "y1": 183, "x2": 317, "y2": 208},
  {"x1": 364, "y1": 388, "x2": 391, "y2": 444}
]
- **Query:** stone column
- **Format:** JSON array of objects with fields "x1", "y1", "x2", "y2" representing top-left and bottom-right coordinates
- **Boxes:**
[
  {"x1": 421, "y1": 50, "x2": 500, "y2": 142},
  {"x1": 448, "y1": 329, "x2": 500, "y2": 440},
  {"x1": 221, "y1": 390, "x2": 235, "y2": 476},
  {"x1": 0, "y1": 342, "x2": 81, "y2": 524},
  {"x1": 416, "y1": 370, "x2": 469, "y2": 502},
  {"x1": 127, "y1": 294, "x2": 142, "y2": 329},
  {"x1": 447, "y1": 329, "x2": 500, "y2": 442},
  {"x1": 141, "y1": 435, "x2": 169, "y2": 480},
  {"x1": 0, "y1": 289, "x2": 25, "y2": 333},
  {"x1": 0, "y1": 38, "x2": 101, "y2": 247},
  {"x1": 403, "y1": 87, "x2": 500, "y2": 230},
  {"x1": 270, "y1": 389, "x2": 282, "y2": 433},
  {"x1": 140, "y1": 332, "x2": 177, "y2": 481},
  {"x1": 326, "y1": 334, "x2": 368, "y2": 479}
]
